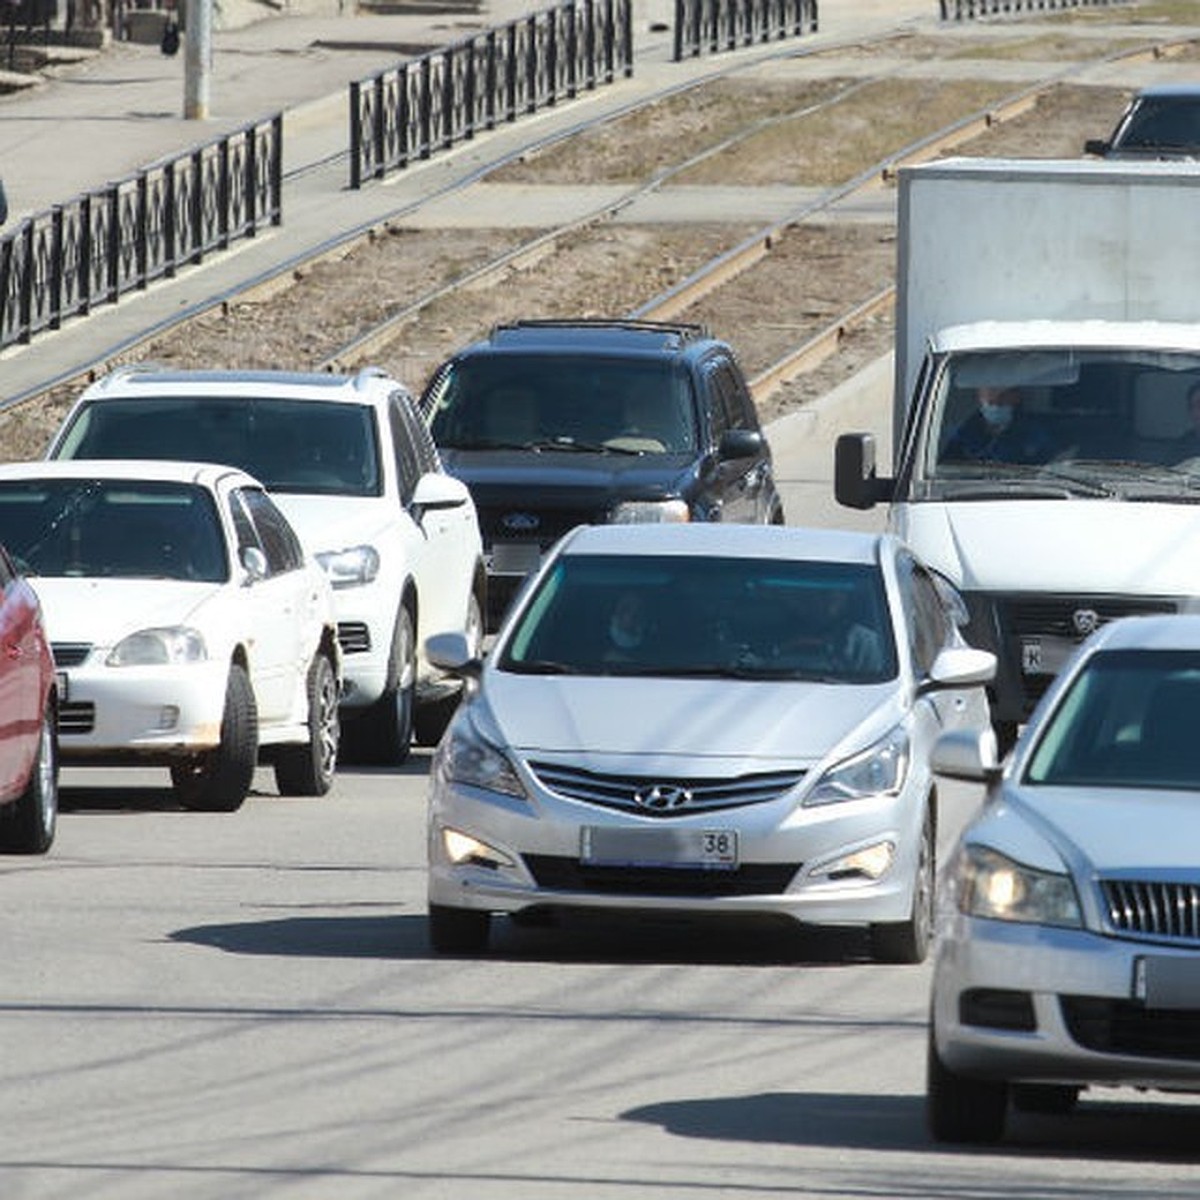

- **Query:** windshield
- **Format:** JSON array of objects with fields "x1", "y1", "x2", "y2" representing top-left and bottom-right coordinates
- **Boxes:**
[
  {"x1": 0, "y1": 479, "x2": 228, "y2": 582},
  {"x1": 56, "y1": 397, "x2": 382, "y2": 497},
  {"x1": 1113, "y1": 95, "x2": 1200, "y2": 153},
  {"x1": 499, "y1": 553, "x2": 898, "y2": 682},
  {"x1": 913, "y1": 349, "x2": 1200, "y2": 501},
  {"x1": 1026, "y1": 648, "x2": 1200, "y2": 789},
  {"x1": 426, "y1": 356, "x2": 699, "y2": 454}
]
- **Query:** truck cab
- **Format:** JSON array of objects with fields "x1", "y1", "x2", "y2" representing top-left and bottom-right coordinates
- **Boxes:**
[{"x1": 837, "y1": 320, "x2": 1200, "y2": 749}]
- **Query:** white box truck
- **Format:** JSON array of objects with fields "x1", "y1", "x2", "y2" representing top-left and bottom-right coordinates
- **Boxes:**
[{"x1": 835, "y1": 157, "x2": 1200, "y2": 750}]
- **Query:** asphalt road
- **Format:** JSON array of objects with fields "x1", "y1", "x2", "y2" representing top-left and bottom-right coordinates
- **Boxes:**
[{"x1": 3, "y1": 758, "x2": 1199, "y2": 1199}]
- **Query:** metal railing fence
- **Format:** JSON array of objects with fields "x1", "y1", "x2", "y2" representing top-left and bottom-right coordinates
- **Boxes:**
[
  {"x1": 941, "y1": 0, "x2": 1123, "y2": 18},
  {"x1": 349, "y1": 0, "x2": 633, "y2": 188},
  {"x1": 672, "y1": 0, "x2": 818, "y2": 61},
  {"x1": 0, "y1": 113, "x2": 282, "y2": 353}
]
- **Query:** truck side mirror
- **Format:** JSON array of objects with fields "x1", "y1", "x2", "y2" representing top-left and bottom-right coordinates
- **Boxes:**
[
  {"x1": 834, "y1": 432, "x2": 892, "y2": 510},
  {"x1": 1083, "y1": 138, "x2": 1109, "y2": 157}
]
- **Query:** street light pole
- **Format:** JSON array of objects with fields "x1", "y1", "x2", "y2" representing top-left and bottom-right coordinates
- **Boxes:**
[{"x1": 183, "y1": 0, "x2": 211, "y2": 119}]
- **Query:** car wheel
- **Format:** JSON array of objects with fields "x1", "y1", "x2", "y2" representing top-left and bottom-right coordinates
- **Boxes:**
[
  {"x1": 346, "y1": 605, "x2": 415, "y2": 766},
  {"x1": 428, "y1": 904, "x2": 491, "y2": 955},
  {"x1": 870, "y1": 806, "x2": 935, "y2": 964},
  {"x1": 0, "y1": 706, "x2": 58, "y2": 854},
  {"x1": 926, "y1": 1023, "x2": 1008, "y2": 1144},
  {"x1": 171, "y1": 664, "x2": 258, "y2": 812},
  {"x1": 414, "y1": 589, "x2": 483, "y2": 748},
  {"x1": 273, "y1": 651, "x2": 339, "y2": 797},
  {"x1": 1011, "y1": 1083, "x2": 1080, "y2": 1115}
]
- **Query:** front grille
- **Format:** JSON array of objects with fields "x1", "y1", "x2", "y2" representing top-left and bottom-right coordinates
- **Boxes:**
[
  {"x1": 52, "y1": 642, "x2": 92, "y2": 668},
  {"x1": 337, "y1": 622, "x2": 371, "y2": 655},
  {"x1": 58, "y1": 702, "x2": 95, "y2": 735},
  {"x1": 524, "y1": 854, "x2": 799, "y2": 897},
  {"x1": 1062, "y1": 995, "x2": 1200, "y2": 1061},
  {"x1": 1101, "y1": 879, "x2": 1200, "y2": 943},
  {"x1": 1004, "y1": 596, "x2": 1176, "y2": 639},
  {"x1": 478, "y1": 504, "x2": 607, "y2": 548},
  {"x1": 526, "y1": 761, "x2": 805, "y2": 816}
]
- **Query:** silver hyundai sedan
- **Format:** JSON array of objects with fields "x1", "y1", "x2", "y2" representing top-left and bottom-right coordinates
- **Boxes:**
[
  {"x1": 424, "y1": 522, "x2": 994, "y2": 960},
  {"x1": 928, "y1": 613, "x2": 1200, "y2": 1143}
]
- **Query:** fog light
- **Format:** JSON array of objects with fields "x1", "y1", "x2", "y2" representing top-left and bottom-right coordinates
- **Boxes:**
[
  {"x1": 812, "y1": 841, "x2": 895, "y2": 882},
  {"x1": 443, "y1": 828, "x2": 514, "y2": 869},
  {"x1": 156, "y1": 705, "x2": 180, "y2": 731}
]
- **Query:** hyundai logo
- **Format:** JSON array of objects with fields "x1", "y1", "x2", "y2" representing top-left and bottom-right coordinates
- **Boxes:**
[
  {"x1": 501, "y1": 512, "x2": 540, "y2": 533},
  {"x1": 1072, "y1": 608, "x2": 1101, "y2": 637},
  {"x1": 633, "y1": 784, "x2": 694, "y2": 811}
]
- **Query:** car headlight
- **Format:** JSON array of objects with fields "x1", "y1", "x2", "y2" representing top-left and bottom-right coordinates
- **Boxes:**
[
  {"x1": 610, "y1": 499, "x2": 690, "y2": 524},
  {"x1": 803, "y1": 727, "x2": 909, "y2": 806},
  {"x1": 315, "y1": 544, "x2": 380, "y2": 588},
  {"x1": 433, "y1": 710, "x2": 527, "y2": 800},
  {"x1": 107, "y1": 627, "x2": 207, "y2": 667},
  {"x1": 957, "y1": 844, "x2": 1082, "y2": 928}
]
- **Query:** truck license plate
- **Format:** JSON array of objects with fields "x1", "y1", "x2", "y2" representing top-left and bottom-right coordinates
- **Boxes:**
[
  {"x1": 581, "y1": 827, "x2": 738, "y2": 870},
  {"x1": 1021, "y1": 635, "x2": 1075, "y2": 676}
]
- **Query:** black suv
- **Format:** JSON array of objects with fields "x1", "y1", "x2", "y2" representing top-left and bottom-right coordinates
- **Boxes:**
[{"x1": 418, "y1": 319, "x2": 784, "y2": 628}]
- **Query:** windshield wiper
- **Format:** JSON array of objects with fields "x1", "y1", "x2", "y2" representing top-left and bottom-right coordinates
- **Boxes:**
[
  {"x1": 505, "y1": 659, "x2": 581, "y2": 675},
  {"x1": 523, "y1": 437, "x2": 642, "y2": 456}
]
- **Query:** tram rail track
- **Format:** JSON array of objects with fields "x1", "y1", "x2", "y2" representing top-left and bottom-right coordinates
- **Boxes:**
[{"x1": 7, "y1": 19, "x2": 1198, "y2": 451}]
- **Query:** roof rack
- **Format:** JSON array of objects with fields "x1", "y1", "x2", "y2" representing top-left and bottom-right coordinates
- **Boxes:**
[
  {"x1": 97, "y1": 362, "x2": 165, "y2": 389},
  {"x1": 491, "y1": 318, "x2": 709, "y2": 342}
]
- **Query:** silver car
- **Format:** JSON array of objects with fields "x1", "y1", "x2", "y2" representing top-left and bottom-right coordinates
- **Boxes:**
[
  {"x1": 424, "y1": 522, "x2": 994, "y2": 959},
  {"x1": 928, "y1": 613, "x2": 1200, "y2": 1143}
]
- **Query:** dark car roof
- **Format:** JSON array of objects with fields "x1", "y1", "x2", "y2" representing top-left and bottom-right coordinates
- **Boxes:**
[{"x1": 454, "y1": 319, "x2": 723, "y2": 362}]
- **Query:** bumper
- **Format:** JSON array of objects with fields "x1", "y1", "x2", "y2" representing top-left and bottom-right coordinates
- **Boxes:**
[
  {"x1": 932, "y1": 913, "x2": 1200, "y2": 1090},
  {"x1": 333, "y1": 585, "x2": 398, "y2": 711},
  {"x1": 57, "y1": 660, "x2": 228, "y2": 757},
  {"x1": 427, "y1": 772, "x2": 926, "y2": 929}
]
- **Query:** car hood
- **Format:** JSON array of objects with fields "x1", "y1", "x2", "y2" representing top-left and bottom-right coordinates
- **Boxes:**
[
  {"x1": 270, "y1": 493, "x2": 392, "y2": 553},
  {"x1": 440, "y1": 449, "x2": 697, "y2": 504},
  {"x1": 979, "y1": 787, "x2": 1200, "y2": 876},
  {"x1": 901, "y1": 501, "x2": 1200, "y2": 594},
  {"x1": 29, "y1": 577, "x2": 222, "y2": 647},
  {"x1": 482, "y1": 672, "x2": 900, "y2": 767}
]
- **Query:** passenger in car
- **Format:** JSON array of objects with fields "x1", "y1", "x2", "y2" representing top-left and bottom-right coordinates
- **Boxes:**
[{"x1": 941, "y1": 386, "x2": 1057, "y2": 465}]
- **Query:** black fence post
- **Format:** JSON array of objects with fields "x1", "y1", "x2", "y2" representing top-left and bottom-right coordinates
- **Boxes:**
[
  {"x1": 48, "y1": 206, "x2": 63, "y2": 330},
  {"x1": 105, "y1": 183, "x2": 119, "y2": 303},
  {"x1": 349, "y1": 79, "x2": 363, "y2": 189}
]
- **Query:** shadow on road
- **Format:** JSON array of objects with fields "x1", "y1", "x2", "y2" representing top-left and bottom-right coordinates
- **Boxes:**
[
  {"x1": 624, "y1": 1089, "x2": 1200, "y2": 1165},
  {"x1": 170, "y1": 909, "x2": 881, "y2": 965}
]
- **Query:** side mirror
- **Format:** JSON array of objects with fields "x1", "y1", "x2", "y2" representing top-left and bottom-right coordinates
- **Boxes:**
[
  {"x1": 834, "y1": 432, "x2": 893, "y2": 510},
  {"x1": 426, "y1": 631, "x2": 483, "y2": 681},
  {"x1": 718, "y1": 428, "x2": 764, "y2": 461},
  {"x1": 411, "y1": 473, "x2": 470, "y2": 522},
  {"x1": 931, "y1": 727, "x2": 1001, "y2": 783},
  {"x1": 240, "y1": 545, "x2": 268, "y2": 583},
  {"x1": 1083, "y1": 138, "x2": 1109, "y2": 157},
  {"x1": 925, "y1": 645, "x2": 997, "y2": 690}
]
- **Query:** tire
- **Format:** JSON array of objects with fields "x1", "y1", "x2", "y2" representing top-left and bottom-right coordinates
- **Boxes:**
[
  {"x1": 171, "y1": 664, "x2": 258, "y2": 812},
  {"x1": 926, "y1": 1023, "x2": 1008, "y2": 1144},
  {"x1": 346, "y1": 605, "x2": 415, "y2": 766},
  {"x1": 0, "y1": 706, "x2": 58, "y2": 854},
  {"x1": 414, "y1": 589, "x2": 482, "y2": 748},
  {"x1": 428, "y1": 904, "x2": 491, "y2": 955},
  {"x1": 870, "y1": 806, "x2": 935, "y2": 964},
  {"x1": 1011, "y1": 1083, "x2": 1080, "y2": 1115},
  {"x1": 273, "y1": 651, "x2": 339, "y2": 796}
]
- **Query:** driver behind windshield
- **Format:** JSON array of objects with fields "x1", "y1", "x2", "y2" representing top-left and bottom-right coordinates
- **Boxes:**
[{"x1": 941, "y1": 385, "x2": 1057, "y2": 465}]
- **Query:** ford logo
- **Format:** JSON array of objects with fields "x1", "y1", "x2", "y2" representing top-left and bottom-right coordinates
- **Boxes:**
[
  {"x1": 633, "y1": 785, "x2": 693, "y2": 811},
  {"x1": 501, "y1": 512, "x2": 540, "y2": 533}
]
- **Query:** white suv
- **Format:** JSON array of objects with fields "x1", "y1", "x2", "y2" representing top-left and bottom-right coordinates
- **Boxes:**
[{"x1": 48, "y1": 366, "x2": 486, "y2": 763}]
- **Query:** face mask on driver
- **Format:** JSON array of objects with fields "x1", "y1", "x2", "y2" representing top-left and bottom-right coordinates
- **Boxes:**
[{"x1": 980, "y1": 401, "x2": 1015, "y2": 431}]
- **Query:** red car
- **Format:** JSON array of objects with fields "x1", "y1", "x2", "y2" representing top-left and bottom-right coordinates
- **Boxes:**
[{"x1": 0, "y1": 544, "x2": 58, "y2": 854}]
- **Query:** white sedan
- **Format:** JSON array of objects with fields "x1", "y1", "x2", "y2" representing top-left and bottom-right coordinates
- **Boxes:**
[
  {"x1": 0, "y1": 461, "x2": 341, "y2": 811},
  {"x1": 928, "y1": 613, "x2": 1200, "y2": 1143},
  {"x1": 424, "y1": 522, "x2": 996, "y2": 959}
]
